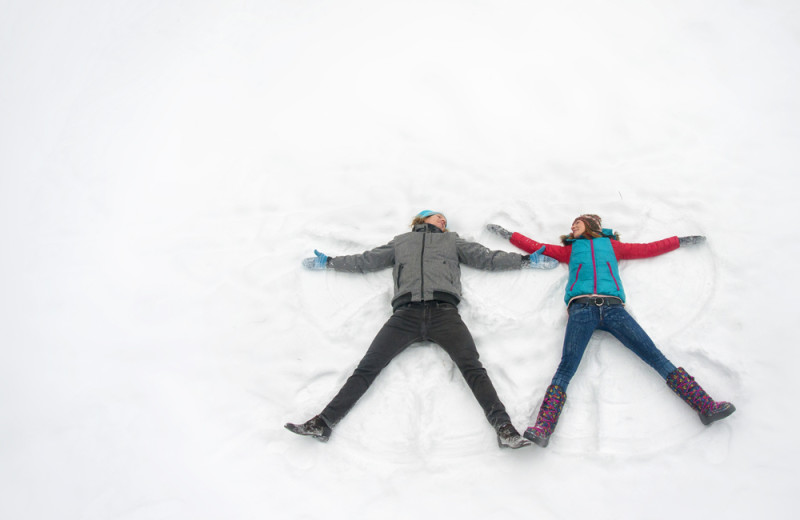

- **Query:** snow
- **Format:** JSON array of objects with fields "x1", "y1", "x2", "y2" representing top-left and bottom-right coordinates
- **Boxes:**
[{"x1": 1, "y1": 1, "x2": 798, "y2": 519}]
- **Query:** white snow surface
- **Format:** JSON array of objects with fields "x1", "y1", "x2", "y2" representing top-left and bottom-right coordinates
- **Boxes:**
[{"x1": 1, "y1": 1, "x2": 798, "y2": 519}]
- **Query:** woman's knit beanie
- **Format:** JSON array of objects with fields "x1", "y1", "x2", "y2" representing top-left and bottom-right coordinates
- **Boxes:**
[{"x1": 576, "y1": 214, "x2": 602, "y2": 234}]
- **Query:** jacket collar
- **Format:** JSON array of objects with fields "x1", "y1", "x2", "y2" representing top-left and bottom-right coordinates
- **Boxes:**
[
  {"x1": 412, "y1": 223, "x2": 445, "y2": 234},
  {"x1": 563, "y1": 228, "x2": 618, "y2": 244}
]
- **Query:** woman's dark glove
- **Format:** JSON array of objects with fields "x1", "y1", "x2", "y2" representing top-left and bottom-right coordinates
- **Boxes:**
[
  {"x1": 486, "y1": 223, "x2": 512, "y2": 240},
  {"x1": 678, "y1": 236, "x2": 706, "y2": 246}
]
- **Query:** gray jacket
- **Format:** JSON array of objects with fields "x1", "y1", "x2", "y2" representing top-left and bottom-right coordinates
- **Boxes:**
[{"x1": 327, "y1": 224, "x2": 528, "y2": 308}]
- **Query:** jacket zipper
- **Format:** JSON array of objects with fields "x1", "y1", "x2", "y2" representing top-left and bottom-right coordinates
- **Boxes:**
[
  {"x1": 590, "y1": 240, "x2": 598, "y2": 294},
  {"x1": 607, "y1": 262, "x2": 620, "y2": 290},
  {"x1": 569, "y1": 264, "x2": 583, "y2": 291},
  {"x1": 420, "y1": 231, "x2": 426, "y2": 298}
]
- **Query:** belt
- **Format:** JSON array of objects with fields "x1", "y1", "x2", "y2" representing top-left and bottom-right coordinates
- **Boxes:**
[
  {"x1": 399, "y1": 300, "x2": 455, "y2": 309},
  {"x1": 569, "y1": 296, "x2": 624, "y2": 307}
]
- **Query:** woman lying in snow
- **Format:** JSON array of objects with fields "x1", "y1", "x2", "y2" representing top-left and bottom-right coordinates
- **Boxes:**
[
  {"x1": 487, "y1": 214, "x2": 735, "y2": 448},
  {"x1": 285, "y1": 210, "x2": 557, "y2": 449}
]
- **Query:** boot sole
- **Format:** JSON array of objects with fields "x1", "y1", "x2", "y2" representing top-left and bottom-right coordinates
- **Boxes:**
[
  {"x1": 498, "y1": 436, "x2": 532, "y2": 449},
  {"x1": 523, "y1": 429, "x2": 550, "y2": 448},
  {"x1": 700, "y1": 404, "x2": 736, "y2": 425},
  {"x1": 284, "y1": 423, "x2": 331, "y2": 442}
]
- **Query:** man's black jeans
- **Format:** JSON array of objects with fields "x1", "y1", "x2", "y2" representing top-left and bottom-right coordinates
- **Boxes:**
[{"x1": 320, "y1": 301, "x2": 511, "y2": 429}]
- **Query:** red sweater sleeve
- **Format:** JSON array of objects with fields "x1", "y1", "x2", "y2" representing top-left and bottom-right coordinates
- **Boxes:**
[
  {"x1": 611, "y1": 236, "x2": 680, "y2": 260},
  {"x1": 510, "y1": 232, "x2": 571, "y2": 263}
]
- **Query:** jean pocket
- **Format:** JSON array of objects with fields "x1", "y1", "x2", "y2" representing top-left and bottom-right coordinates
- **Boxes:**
[
  {"x1": 568, "y1": 303, "x2": 590, "y2": 316},
  {"x1": 567, "y1": 306, "x2": 595, "y2": 324}
]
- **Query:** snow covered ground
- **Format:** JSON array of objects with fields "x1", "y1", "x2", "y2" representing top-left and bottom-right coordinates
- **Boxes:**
[{"x1": 2, "y1": 1, "x2": 799, "y2": 519}]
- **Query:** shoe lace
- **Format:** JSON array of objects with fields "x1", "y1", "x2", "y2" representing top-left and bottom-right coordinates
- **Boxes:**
[{"x1": 497, "y1": 423, "x2": 517, "y2": 438}]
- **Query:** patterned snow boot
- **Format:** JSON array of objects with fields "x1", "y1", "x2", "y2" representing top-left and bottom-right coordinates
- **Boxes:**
[
  {"x1": 496, "y1": 422, "x2": 531, "y2": 449},
  {"x1": 523, "y1": 384, "x2": 566, "y2": 447},
  {"x1": 666, "y1": 367, "x2": 736, "y2": 425},
  {"x1": 284, "y1": 415, "x2": 332, "y2": 442}
]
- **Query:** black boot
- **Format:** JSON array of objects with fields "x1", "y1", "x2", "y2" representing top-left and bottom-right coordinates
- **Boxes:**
[
  {"x1": 496, "y1": 422, "x2": 531, "y2": 449},
  {"x1": 284, "y1": 415, "x2": 332, "y2": 442}
]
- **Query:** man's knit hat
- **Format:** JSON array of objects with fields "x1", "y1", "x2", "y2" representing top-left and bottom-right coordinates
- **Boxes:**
[{"x1": 416, "y1": 210, "x2": 446, "y2": 221}]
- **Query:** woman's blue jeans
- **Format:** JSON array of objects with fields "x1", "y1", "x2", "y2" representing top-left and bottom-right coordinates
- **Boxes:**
[{"x1": 551, "y1": 302, "x2": 677, "y2": 390}]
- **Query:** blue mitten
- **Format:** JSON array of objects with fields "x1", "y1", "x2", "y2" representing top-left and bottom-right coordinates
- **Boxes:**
[
  {"x1": 524, "y1": 246, "x2": 558, "y2": 269},
  {"x1": 302, "y1": 249, "x2": 329, "y2": 270}
]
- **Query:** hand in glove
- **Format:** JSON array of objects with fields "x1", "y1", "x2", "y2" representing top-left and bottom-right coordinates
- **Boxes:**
[
  {"x1": 678, "y1": 236, "x2": 706, "y2": 246},
  {"x1": 302, "y1": 249, "x2": 329, "y2": 270},
  {"x1": 523, "y1": 246, "x2": 559, "y2": 269},
  {"x1": 486, "y1": 223, "x2": 512, "y2": 240}
]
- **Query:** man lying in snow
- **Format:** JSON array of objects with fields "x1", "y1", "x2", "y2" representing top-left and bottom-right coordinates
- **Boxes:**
[{"x1": 285, "y1": 210, "x2": 556, "y2": 449}]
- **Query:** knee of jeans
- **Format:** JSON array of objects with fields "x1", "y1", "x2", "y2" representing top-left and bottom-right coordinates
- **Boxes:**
[
  {"x1": 458, "y1": 362, "x2": 487, "y2": 377},
  {"x1": 353, "y1": 358, "x2": 388, "y2": 378}
]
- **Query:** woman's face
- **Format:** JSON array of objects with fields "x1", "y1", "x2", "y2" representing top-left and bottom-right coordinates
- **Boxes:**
[
  {"x1": 571, "y1": 219, "x2": 586, "y2": 237},
  {"x1": 424, "y1": 214, "x2": 447, "y2": 231}
]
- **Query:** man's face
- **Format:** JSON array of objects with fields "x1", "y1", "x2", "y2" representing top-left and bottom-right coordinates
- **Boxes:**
[{"x1": 424, "y1": 214, "x2": 447, "y2": 231}]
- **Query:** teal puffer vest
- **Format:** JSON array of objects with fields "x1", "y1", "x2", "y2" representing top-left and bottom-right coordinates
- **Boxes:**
[{"x1": 564, "y1": 236, "x2": 625, "y2": 304}]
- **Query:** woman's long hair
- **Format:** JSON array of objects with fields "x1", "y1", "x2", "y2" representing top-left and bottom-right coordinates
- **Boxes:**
[
  {"x1": 560, "y1": 215, "x2": 619, "y2": 244},
  {"x1": 560, "y1": 228, "x2": 605, "y2": 244}
]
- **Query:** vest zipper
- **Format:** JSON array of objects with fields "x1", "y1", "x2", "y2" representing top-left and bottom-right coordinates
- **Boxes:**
[
  {"x1": 590, "y1": 240, "x2": 598, "y2": 294},
  {"x1": 607, "y1": 261, "x2": 620, "y2": 290},
  {"x1": 569, "y1": 264, "x2": 583, "y2": 291}
]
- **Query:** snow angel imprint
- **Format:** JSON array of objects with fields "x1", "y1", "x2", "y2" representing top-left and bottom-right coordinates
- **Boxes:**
[
  {"x1": 285, "y1": 210, "x2": 558, "y2": 449},
  {"x1": 486, "y1": 214, "x2": 735, "y2": 448}
]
